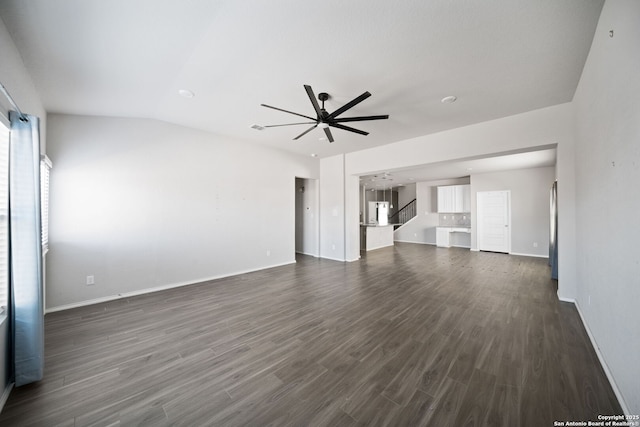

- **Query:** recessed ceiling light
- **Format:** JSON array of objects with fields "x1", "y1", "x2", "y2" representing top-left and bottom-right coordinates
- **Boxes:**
[
  {"x1": 466, "y1": 167, "x2": 473, "y2": 171},
  {"x1": 311, "y1": 153, "x2": 318, "y2": 157},
  {"x1": 178, "y1": 89, "x2": 195, "y2": 98},
  {"x1": 319, "y1": 137, "x2": 327, "y2": 141},
  {"x1": 441, "y1": 95, "x2": 457, "y2": 104}
]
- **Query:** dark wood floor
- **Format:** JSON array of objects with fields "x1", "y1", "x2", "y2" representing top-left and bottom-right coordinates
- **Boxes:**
[{"x1": 0, "y1": 243, "x2": 621, "y2": 426}]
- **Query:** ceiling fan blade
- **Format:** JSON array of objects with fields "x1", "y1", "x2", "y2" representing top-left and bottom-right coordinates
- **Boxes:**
[
  {"x1": 304, "y1": 85, "x2": 323, "y2": 118},
  {"x1": 324, "y1": 127, "x2": 334, "y2": 143},
  {"x1": 329, "y1": 122, "x2": 369, "y2": 136},
  {"x1": 261, "y1": 104, "x2": 316, "y2": 121},
  {"x1": 327, "y1": 91, "x2": 371, "y2": 119},
  {"x1": 264, "y1": 122, "x2": 317, "y2": 128},
  {"x1": 332, "y1": 115, "x2": 389, "y2": 123},
  {"x1": 293, "y1": 124, "x2": 317, "y2": 140}
]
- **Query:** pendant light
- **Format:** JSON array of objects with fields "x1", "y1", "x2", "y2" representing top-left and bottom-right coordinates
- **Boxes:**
[{"x1": 390, "y1": 186, "x2": 394, "y2": 209}]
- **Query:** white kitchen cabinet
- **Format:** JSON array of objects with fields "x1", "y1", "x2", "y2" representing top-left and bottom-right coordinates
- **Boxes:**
[
  {"x1": 436, "y1": 227, "x2": 451, "y2": 247},
  {"x1": 437, "y1": 186, "x2": 454, "y2": 213},
  {"x1": 437, "y1": 185, "x2": 470, "y2": 213}
]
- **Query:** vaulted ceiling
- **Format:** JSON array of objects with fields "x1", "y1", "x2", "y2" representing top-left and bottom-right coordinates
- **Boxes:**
[{"x1": 0, "y1": 0, "x2": 603, "y2": 159}]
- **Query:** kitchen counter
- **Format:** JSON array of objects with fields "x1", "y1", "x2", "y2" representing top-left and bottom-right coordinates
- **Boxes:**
[{"x1": 360, "y1": 224, "x2": 395, "y2": 251}]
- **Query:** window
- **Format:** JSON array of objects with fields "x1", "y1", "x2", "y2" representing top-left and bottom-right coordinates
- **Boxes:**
[
  {"x1": 41, "y1": 155, "x2": 51, "y2": 253},
  {"x1": 0, "y1": 122, "x2": 9, "y2": 315}
]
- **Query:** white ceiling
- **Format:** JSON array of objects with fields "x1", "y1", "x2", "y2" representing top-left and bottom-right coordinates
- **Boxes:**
[
  {"x1": 361, "y1": 146, "x2": 557, "y2": 189},
  {"x1": 0, "y1": 0, "x2": 602, "y2": 161}
]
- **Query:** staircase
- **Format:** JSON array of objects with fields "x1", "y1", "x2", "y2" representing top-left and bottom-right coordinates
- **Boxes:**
[{"x1": 389, "y1": 198, "x2": 416, "y2": 230}]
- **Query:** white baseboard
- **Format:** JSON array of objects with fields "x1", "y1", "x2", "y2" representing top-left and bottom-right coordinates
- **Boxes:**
[
  {"x1": 365, "y1": 243, "x2": 394, "y2": 252},
  {"x1": 393, "y1": 240, "x2": 435, "y2": 246},
  {"x1": 558, "y1": 296, "x2": 576, "y2": 304},
  {"x1": 295, "y1": 251, "x2": 319, "y2": 257},
  {"x1": 45, "y1": 260, "x2": 297, "y2": 313},
  {"x1": 319, "y1": 255, "x2": 346, "y2": 262},
  {"x1": 510, "y1": 252, "x2": 549, "y2": 259},
  {"x1": 0, "y1": 382, "x2": 13, "y2": 414},
  {"x1": 566, "y1": 299, "x2": 630, "y2": 415},
  {"x1": 470, "y1": 248, "x2": 480, "y2": 252}
]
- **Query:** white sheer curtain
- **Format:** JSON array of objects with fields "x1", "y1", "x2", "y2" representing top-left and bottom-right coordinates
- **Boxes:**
[{"x1": 9, "y1": 111, "x2": 44, "y2": 386}]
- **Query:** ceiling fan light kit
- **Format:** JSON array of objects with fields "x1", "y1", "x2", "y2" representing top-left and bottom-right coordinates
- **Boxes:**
[{"x1": 261, "y1": 84, "x2": 389, "y2": 143}]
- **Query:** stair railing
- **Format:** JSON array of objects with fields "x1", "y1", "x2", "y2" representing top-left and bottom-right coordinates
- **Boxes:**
[{"x1": 389, "y1": 198, "x2": 416, "y2": 225}]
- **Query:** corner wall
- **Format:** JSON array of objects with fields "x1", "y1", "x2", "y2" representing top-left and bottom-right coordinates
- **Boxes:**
[
  {"x1": 572, "y1": 0, "x2": 640, "y2": 413},
  {"x1": 45, "y1": 114, "x2": 319, "y2": 310}
]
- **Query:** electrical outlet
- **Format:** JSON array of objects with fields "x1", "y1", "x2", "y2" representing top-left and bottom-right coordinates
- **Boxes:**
[
  {"x1": 86, "y1": 275, "x2": 95, "y2": 286},
  {"x1": 588, "y1": 295, "x2": 591, "y2": 306},
  {"x1": 533, "y1": 242, "x2": 538, "y2": 248},
  {"x1": 332, "y1": 244, "x2": 336, "y2": 250},
  {"x1": 266, "y1": 250, "x2": 271, "y2": 256}
]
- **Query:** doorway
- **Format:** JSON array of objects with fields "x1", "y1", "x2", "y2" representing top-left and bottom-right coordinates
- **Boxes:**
[
  {"x1": 295, "y1": 177, "x2": 319, "y2": 257},
  {"x1": 477, "y1": 190, "x2": 511, "y2": 253}
]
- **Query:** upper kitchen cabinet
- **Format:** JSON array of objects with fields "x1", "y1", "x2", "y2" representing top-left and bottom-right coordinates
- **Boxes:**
[{"x1": 437, "y1": 185, "x2": 471, "y2": 213}]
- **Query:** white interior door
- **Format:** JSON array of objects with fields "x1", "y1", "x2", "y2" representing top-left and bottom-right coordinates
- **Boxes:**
[{"x1": 477, "y1": 191, "x2": 511, "y2": 253}]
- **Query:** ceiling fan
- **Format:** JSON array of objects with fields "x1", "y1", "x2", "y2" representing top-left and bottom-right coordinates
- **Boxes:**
[{"x1": 260, "y1": 85, "x2": 389, "y2": 143}]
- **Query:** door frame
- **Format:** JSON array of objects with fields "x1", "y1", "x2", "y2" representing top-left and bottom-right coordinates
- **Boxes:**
[
  {"x1": 294, "y1": 177, "x2": 320, "y2": 257},
  {"x1": 477, "y1": 190, "x2": 511, "y2": 254}
]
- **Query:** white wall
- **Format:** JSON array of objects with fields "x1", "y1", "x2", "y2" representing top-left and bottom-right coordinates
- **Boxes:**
[
  {"x1": 396, "y1": 183, "x2": 416, "y2": 209},
  {"x1": 319, "y1": 154, "x2": 346, "y2": 261},
  {"x1": 0, "y1": 18, "x2": 47, "y2": 408},
  {"x1": 45, "y1": 114, "x2": 318, "y2": 310},
  {"x1": 572, "y1": 0, "x2": 640, "y2": 414},
  {"x1": 295, "y1": 177, "x2": 319, "y2": 257},
  {"x1": 344, "y1": 172, "x2": 360, "y2": 261},
  {"x1": 470, "y1": 167, "x2": 555, "y2": 257}
]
